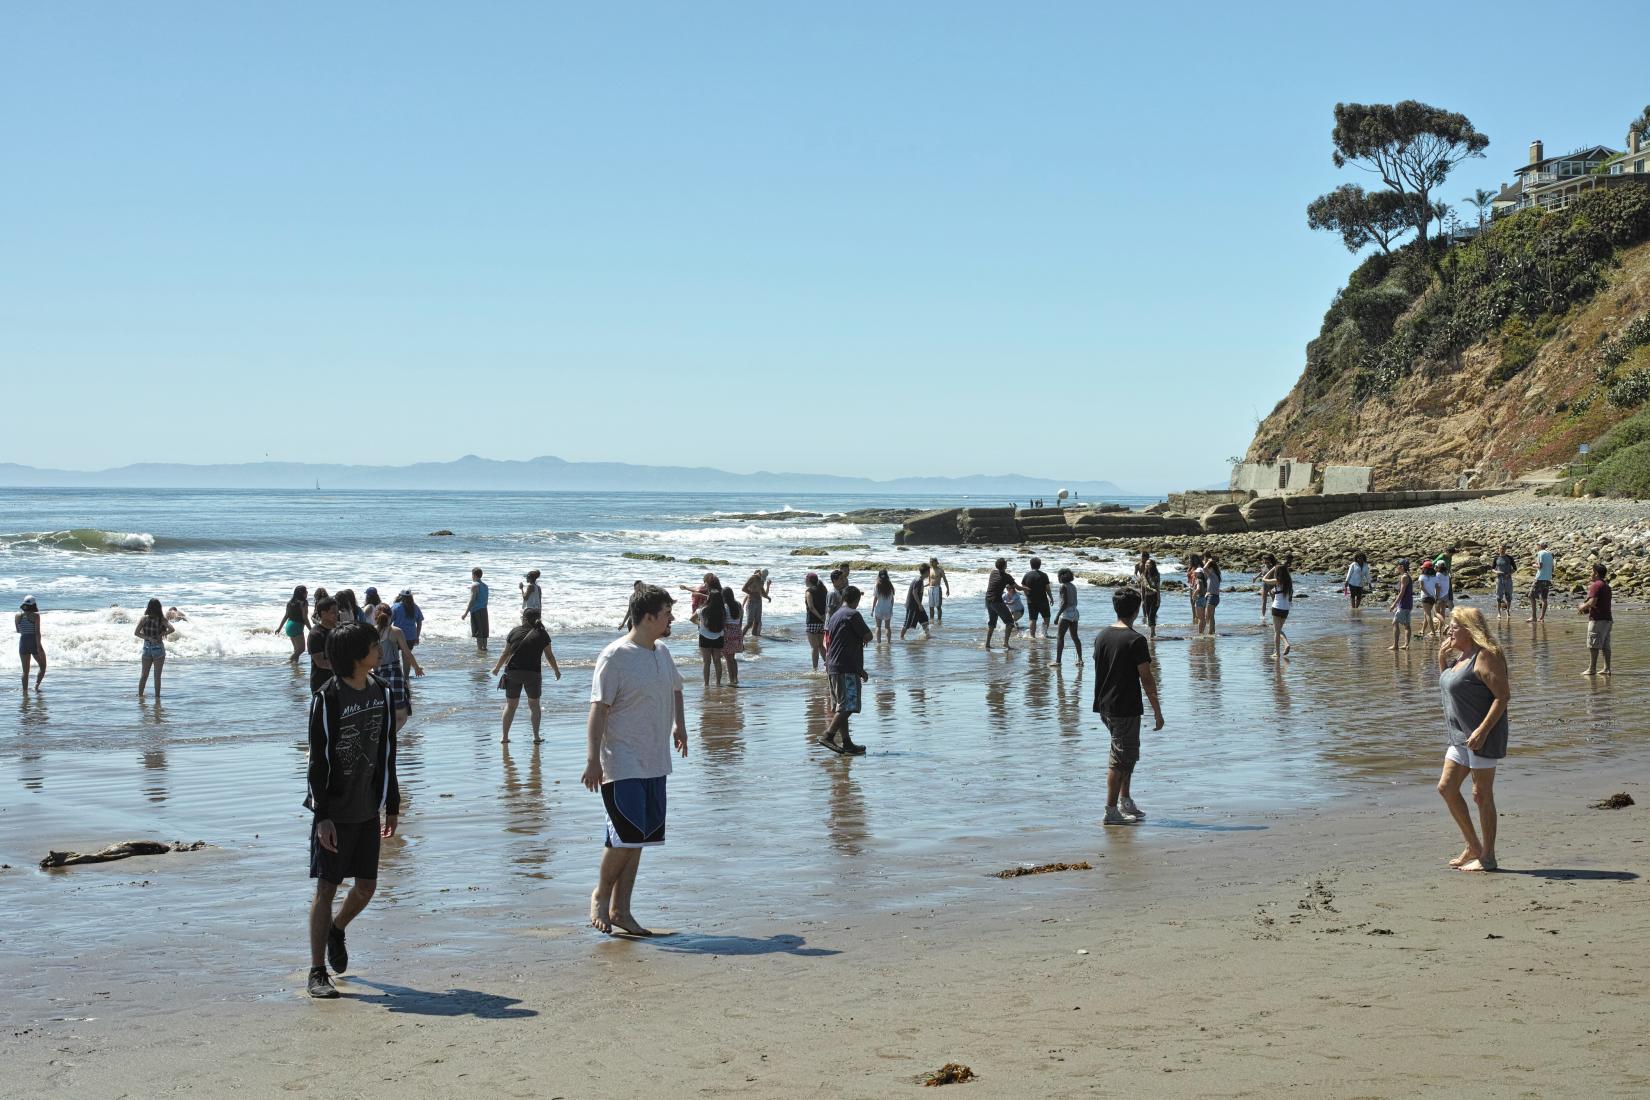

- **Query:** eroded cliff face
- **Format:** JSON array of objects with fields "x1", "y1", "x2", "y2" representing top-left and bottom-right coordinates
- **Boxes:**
[{"x1": 1246, "y1": 240, "x2": 1650, "y2": 488}]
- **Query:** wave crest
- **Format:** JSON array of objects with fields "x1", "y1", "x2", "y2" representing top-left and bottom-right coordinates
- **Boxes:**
[{"x1": 0, "y1": 529, "x2": 155, "y2": 553}]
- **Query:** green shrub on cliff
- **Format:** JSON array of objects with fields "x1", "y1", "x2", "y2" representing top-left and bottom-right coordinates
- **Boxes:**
[
  {"x1": 1595, "y1": 406, "x2": 1650, "y2": 456},
  {"x1": 1588, "y1": 438, "x2": 1650, "y2": 498}
]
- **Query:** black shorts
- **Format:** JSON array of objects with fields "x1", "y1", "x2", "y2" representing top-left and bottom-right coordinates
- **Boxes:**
[
  {"x1": 310, "y1": 817, "x2": 381, "y2": 884},
  {"x1": 470, "y1": 608, "x2": 490, "y2": 639},
  {"x1": 1027, "y1": 599, "x2": 1051, "y2": 620},
  {"x1": 698, "y1": 634, "x2": 724, "y2": 650},
  {"x1": 501, "y1": 668, "x2": 542, "y2": 700},
  {"x1": 1272, "y1": 608, "x2": 1290, "y2": 621},
  {"x1": 987, "y1": 598, "x2": 1014, "y2": 628},
  {"x1": 1101, "y1": 714, "x2": 1141, "y2": 773}
]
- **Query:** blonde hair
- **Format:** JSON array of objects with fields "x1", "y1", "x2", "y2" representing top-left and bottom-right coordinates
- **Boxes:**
[{"x1": 1450, "y1": 606, "x2": 1502, "y2": 658}]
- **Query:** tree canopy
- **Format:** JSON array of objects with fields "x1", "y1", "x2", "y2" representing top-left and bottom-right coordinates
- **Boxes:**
[
  {"x1": 1307, "y1": 184, "x2": 1422, "y2": 254},
  {"x1": 1330, "y1": 100, "x2": 1489, "y2": 245}
]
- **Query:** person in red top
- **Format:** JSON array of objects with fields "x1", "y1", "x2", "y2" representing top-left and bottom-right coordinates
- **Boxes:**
[{"x1": 1580, "y1": 562, "x2": 1613, "y2": 677}]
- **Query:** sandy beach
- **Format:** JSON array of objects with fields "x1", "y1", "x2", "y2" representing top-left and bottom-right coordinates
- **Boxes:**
[{"x1": 5, "y1": 583, "x2": 1649, "y2": 1097}]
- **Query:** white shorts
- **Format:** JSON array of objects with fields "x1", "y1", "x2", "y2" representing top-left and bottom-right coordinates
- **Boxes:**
[{"x1": 1446, "y1": 744, "x2": 1500, "y2": 770}]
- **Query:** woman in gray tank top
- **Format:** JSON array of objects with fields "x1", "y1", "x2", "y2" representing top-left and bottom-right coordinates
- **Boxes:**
[{"x1": 1435, "y1": 607, "x2": 1510, "y2": 873}]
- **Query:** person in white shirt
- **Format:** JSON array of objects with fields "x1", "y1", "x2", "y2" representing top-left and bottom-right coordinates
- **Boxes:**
[
  {"x1": 1527, "y1": 540, "x2": 1555, "y2": 623},
  {"x1": 582, "y1": 584, "x2": 688, "y2": 936},
  {"x1": 1419, "y1": 561, "x2": 1446, "y2": 639},
  {"x1": 1344, "y1": 552, "x2": 1372, "y2": 610}
]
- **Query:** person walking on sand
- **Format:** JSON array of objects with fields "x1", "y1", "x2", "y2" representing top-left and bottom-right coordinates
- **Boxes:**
[
  {"x1": 390, "y1": 590, "x2": 424, "y2": 651},
  {"x1": 1094, "y1": 588, "x2": 1164, "y2": 825},
  {"x1": 520, "y1": 570, "x2": 543, "y2": 616},
  {"x1": 462, "y1": 567, "x2": 490, "y2": 653},
  {"x1": 692, "y1": 576, "x2": 727, "y2": 686},
  {"x1": 984, "y1": 558, "x2": 1020, "y2": 650},
  {"x1": 15, "y1": 597, "x2": 45, "y2": 692},
  {"x1": 901, "y1": 565, "x2": 932, "y2": 640},
  {"x1": 1492, "y1": 545, "x2": 1516, "y2": 621},
  {"x1": 492, "y1": 609, "x2": 562, "y2": 742},
  {"x1": 804, "y1": 572, "x2": 829, "y2": 668},
  {"x1": 374, "y1": 605, "x2": 424, "y2": 731},
  {"x1": 134, "y1": 598, "x2": 175, "y2": 699},
  {"x1": 819, "y1": 586, "x2": 874, "y2": 755},
  {"x1": 871, "y1": 569, "x2": 896, "y2": 643},
  {"x1": 1388, "y1": 558, "x2": 1415, "y2": 651},
  {"x1": 1345, "y1": 552, "x2": 1372, "y2": 611},
  {"x1": 741, "y1": 569, "x2": 772, "y2": 637},
  {"x1": 1021, "y1": 557, "x2": 1053, "y2": 639},
  {"x1": 1527, "y1": 540, "x2": 1554, "y2": 622},
  {"x1": 1054, "y1": 568, "x2": 1081, "y2": 666},
  {"x1": 1435, "y1": 607, "x2": 1509, "y2": 874},
  {"x1": 304, "y1": 621, "x2": 400, "y2": 998},
  {"x1": 1199, "y1": 554, "x2": 1222, "y2": 635},
  {"x1": 926, "y1": 557, "x2": 950, "y2": 624},
  {"x1": 720, "y1": 587, "x2": 743, "y2": 686},
  {"x1": 278, "y1": 586, "x2": 310, "y2": 664},
  {"x1": 583, "y1": 584, "x2": 688, "y2": 936},
  {"x1": 1135, "y1": 552, "x2": 1162, "y2": 641},
  {"x1": 308, "y1": 597, "x2": 341, "y2": 693},
  {"x1": 1265, "y1": 556, "x2": 1293, "y2": 658},
  {"x1": 1580, "y1": 562, "x2": 1613, "y2": 677}
]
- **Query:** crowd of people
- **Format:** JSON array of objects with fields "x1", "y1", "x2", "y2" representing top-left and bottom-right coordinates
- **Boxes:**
[{"x1": 5, "y1": 533, "x2": 1620, "y2": 999}]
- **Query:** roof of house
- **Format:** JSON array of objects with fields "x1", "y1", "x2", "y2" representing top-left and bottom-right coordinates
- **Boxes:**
[
  {"x1": 1516, "y1": 145, "x2": 1620, "y2": 175},
  {"x1": 1492, "y1": 183, "x2": 1522, "y2": 206}
]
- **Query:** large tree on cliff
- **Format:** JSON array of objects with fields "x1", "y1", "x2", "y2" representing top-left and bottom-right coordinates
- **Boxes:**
[
  {"x1": 1306, "y1": 184, "x2": 1420, "y2": 253},
  {"x1": 1329, "y1": 100, "x2": 1489, "y2": 246}
]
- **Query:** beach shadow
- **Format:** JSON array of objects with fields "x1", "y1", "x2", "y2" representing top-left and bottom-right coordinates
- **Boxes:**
[
  {"x1": 1496, "y1": 868, "x2": 1639, "y2": 882},
  {"x1": 640, "y1": 933, "x2": 841, "y2": 958},
  {"x1": 1142, "y1": 819, "x2": 1269, "y2": 833},
  {"x1": 346, "y1": 979, "x2": 539, "y2": 1019}
]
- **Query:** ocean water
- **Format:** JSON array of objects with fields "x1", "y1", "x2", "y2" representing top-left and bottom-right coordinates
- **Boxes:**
[
  {"x1": 2, "y1": 488, "x2": 1645, "y2": 1009},
  {"x1": 0, "y1": 488, "x2": 1161, "y2": 667}
]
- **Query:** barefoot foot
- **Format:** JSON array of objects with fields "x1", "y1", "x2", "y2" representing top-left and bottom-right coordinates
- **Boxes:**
[
  {"x1": 1448, "y1": 847, "x2": 1480, "y2": 868},
  {"x1": 609, "y1": 911, "x2": 653, "y2": 936},
  {"x1": 589, "y1": 891, "x2": 613, "y2": 933}
]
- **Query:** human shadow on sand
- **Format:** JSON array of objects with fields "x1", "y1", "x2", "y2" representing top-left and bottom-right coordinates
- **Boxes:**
[
  {"x1": 1495, "y1": 868, "x2": 1639, "y2": 882},
  {"x1": 632, "y1": 933, "x2": 841, "y2": 958},
  {"x1": 347, "y1": 979, "x2": 539, "y2": 1019},
  {"x1": 1141, "y1": 819, "x2": 1268, "y2": 833}
]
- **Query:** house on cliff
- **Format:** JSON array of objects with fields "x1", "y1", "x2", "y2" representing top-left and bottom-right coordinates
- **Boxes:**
[{"x1": 1492, "y1": 129, "x2": 1650, "y2": 217}]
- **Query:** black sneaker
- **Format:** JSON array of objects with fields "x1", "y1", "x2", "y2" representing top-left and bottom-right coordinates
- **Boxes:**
[
  {"x1": 327, "y1": 924, "x2": 348, "y2": 974},
  {"x1": 843, "y1": 740, "x2": 867, "y2": 756},
  {"x1": 308, "y1": 966, "x2": 339, "y2": 999}
]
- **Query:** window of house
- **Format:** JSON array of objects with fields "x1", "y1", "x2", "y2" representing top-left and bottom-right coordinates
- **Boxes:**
[{"x1": 1638, "y1": 159, "x2": 1647, "y2": 174}]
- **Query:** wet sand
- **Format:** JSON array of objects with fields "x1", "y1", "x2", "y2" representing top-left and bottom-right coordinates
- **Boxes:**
[{"x1": 3, "y1": 588, "x2": 1649, "y2": 1095}]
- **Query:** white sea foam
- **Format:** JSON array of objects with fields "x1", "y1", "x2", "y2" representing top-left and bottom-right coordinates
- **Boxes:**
[{"x1": 615, "y1": 522, "x2": 868, "y2": 546}]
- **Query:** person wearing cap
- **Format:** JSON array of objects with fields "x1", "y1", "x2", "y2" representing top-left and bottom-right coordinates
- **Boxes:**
[
  {"x1": 15, "y1": 597, "x2": 45, "y2": 692},
  {"x1": 1527, "y1": 540, "x2": 1554, "y2": 622},
  {"x1": 390, "y1": 590, "x2": 424, "y2": 649},
  {"x1": 462, "y1": 567, "x2": 490, "y2": 653},
  {"x1": 361, "y1": 586, "x2": 384, "y2": 621},
  {"x1": 1387, "y1": 558, "x2": 1415, "y2": 651}
]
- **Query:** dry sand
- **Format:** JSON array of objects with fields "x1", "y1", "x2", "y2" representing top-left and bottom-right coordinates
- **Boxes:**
[{"x1": 7, "y1": 758, "x2": 1648, "y2": 1098}]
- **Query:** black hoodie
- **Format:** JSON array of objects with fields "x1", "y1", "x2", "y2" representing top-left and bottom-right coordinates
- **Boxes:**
[{"x1": 305, "y1": 674, "x2": 400, "y2": 821}]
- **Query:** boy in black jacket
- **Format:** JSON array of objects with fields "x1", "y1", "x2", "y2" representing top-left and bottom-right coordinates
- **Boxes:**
[{"x1": 305, "y1": 621, "x2": 400, "y2": 999}]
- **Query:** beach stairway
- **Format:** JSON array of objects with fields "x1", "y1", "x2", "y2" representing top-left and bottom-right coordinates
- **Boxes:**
[{"x1": 1016, "y1": 507, "x2": 1072, "y2": 543}]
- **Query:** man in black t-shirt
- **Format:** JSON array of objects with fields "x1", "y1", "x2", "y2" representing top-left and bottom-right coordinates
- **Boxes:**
[
  {"x1": 821, "y1": 587, "x2": 874, "y2": 755},
  {"x1": 984, "y1": 558, "x2": 1020, "y2": 650},
  {"x1": 490, "y1": 610, "x2": 562, "y2": 743},
  {"x1": 1093, "y1": 588, "x2": 1164, "y2": 826},
  {"x1": 307, "y1": 597, "x2": 340, "y2": 693},
  {"x1": 1021, "y1": 557, "x2": 1052, "y2": 638}
]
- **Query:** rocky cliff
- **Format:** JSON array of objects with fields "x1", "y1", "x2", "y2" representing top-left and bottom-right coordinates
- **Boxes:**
[{"x1": 1247, "y1": 192, "x2": 1650, "y2": 489}]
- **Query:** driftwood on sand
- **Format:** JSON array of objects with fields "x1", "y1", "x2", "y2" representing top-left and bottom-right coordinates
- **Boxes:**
[{"x1": 39, "y1": 840, "x2": 207, "y2": 869}]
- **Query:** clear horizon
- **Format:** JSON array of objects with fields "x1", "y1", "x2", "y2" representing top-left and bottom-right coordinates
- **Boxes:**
[{"x1": 5, "y1": 2, "x2": 1647, "y2": 489}]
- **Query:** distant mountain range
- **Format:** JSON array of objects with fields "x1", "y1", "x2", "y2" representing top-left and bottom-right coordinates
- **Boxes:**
[{"x1": 0, "y1": 455, "x2": 1141, "y2": 498}]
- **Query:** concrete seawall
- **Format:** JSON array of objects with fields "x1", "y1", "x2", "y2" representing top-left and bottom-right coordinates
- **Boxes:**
[{"x1": 894, "y1": 489, "x2": 1510, "y2": 546}]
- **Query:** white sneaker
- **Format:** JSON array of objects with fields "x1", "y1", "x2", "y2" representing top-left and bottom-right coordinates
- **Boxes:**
[
  {"x1": 1120, "y1": 797, "x2": 1145, "y2": 820},
  {"x1": 1103, "y1": 806, "x2": 1138, "y2": 825}
]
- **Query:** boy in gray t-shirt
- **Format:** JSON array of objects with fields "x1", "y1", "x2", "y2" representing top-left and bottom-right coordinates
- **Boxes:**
[{"x1": 583, "y1": 584, "x2": 687, "y2": 936}]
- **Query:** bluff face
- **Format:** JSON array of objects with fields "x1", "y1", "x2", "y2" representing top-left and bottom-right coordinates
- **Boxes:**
[{"x1": 1247, "y1": 211, "x2": 1650, "y2": 489}]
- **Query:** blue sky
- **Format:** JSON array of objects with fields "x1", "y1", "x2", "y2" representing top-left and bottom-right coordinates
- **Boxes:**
[{"x1": 4, "y1": 2, "x2": 1647, "y2": 492}]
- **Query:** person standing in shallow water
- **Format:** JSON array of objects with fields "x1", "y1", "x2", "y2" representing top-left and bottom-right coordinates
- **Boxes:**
[
  {"x1": 1345, "y1": 552, "x2": 1372, "y2": 611},
  {"x1": 308, "y1": 597, "x2": 340, "y2": 693},
  {"x1": 1134, "y1": 552, "x2": 1161, "y2": 641},
  {"x1": 870, "y1": 570, "x2": 896, "y2": 643},
  {"x1": 278, "y1": 586, "x2": 309, "y2": 664},
  {"x1": 1580, "y1": 562, "x2": 1613, "y2": 677},
  {"x1": 1094, "y1": 587, "x2": 1163, "y2": 826},
  {"x1": 741, "y1": 569, "x2": 771, "y2": 637},
  {"x1": 462, "y1": 567, "x2": 490, "y2": 653},
  {"x1": 1435, "y1": 607, "x2": 1509, "y2": 874},
  {"x1": 901, "y1": 565, "x2": 932, "y2": 640},
  {"x1": 1492, "y1": 545, "x2": 1516, "y2": 621},
  {"x1": 1388, "y1": 558, "x2": 1414, "y2": 651},
  {"x1": 134, "y1": 598, "x2": 175, "y2": 699},
  {"x1": 1527, "y1": 540, "x2": 1554, "y2": 623},
  {"x1": 583, "y1": 584, "x2": 688, "y2": 936},
  {"x1": 926, "y1": 557, "x2": 949, "y2": 624},
  {"x1": 1054, "y1": 568, "x2": 1081, "y2": 666},
  {"x1": 804, "y1": 572, "x2": 829, "y2": 668},
  {"x1": 305, "y1": 621, "x2": 399, "y2": 998},
  {"x1": 1020, "y1": 557, "x2": 1052, "y2": 639},
  {"x1": 984, "y1": 558, "x2": 1019, "y2": 650},
  {"x1": 1198, "y1": 554, "x2": 1222, "y2": 635},
  {"x1": 820, "y1": 586, "x2": 873, "y2": 755},
  {"x1": 16, "y1": 597, "x2": 45, "y2": 692},
  {"x1": 492, "y1": 609, "x2": 562, "y2": 742}
]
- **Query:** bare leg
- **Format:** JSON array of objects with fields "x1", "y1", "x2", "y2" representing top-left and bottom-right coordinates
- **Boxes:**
[
  {"x1": 701, "y1": 650, "x2": 713, "y2": 686},
  {"x1": 1464, "y1": 769, "x2": 1497, "y2": 869},
  {"x1": 333, "y1": 878, "x2": 376, "y2": 928},
  {"x1": 501, "y1": 697, "x2": 519, "y2": 741},
  {"x1": 139, "y1": 654, "x2": 153, "y2": 697},
  {"x1": 528, "y1": 698, "x2": 543, "y2": 743},
  {"x1": 1437, "y1": 761, "x2": 1481, "y2": 865},
  {"x1": 726, "y1": 653, "x2": 738, "y2": 685},
  {"x1": 609, "y1": 848, "x2": 650, "y2": 934}
]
